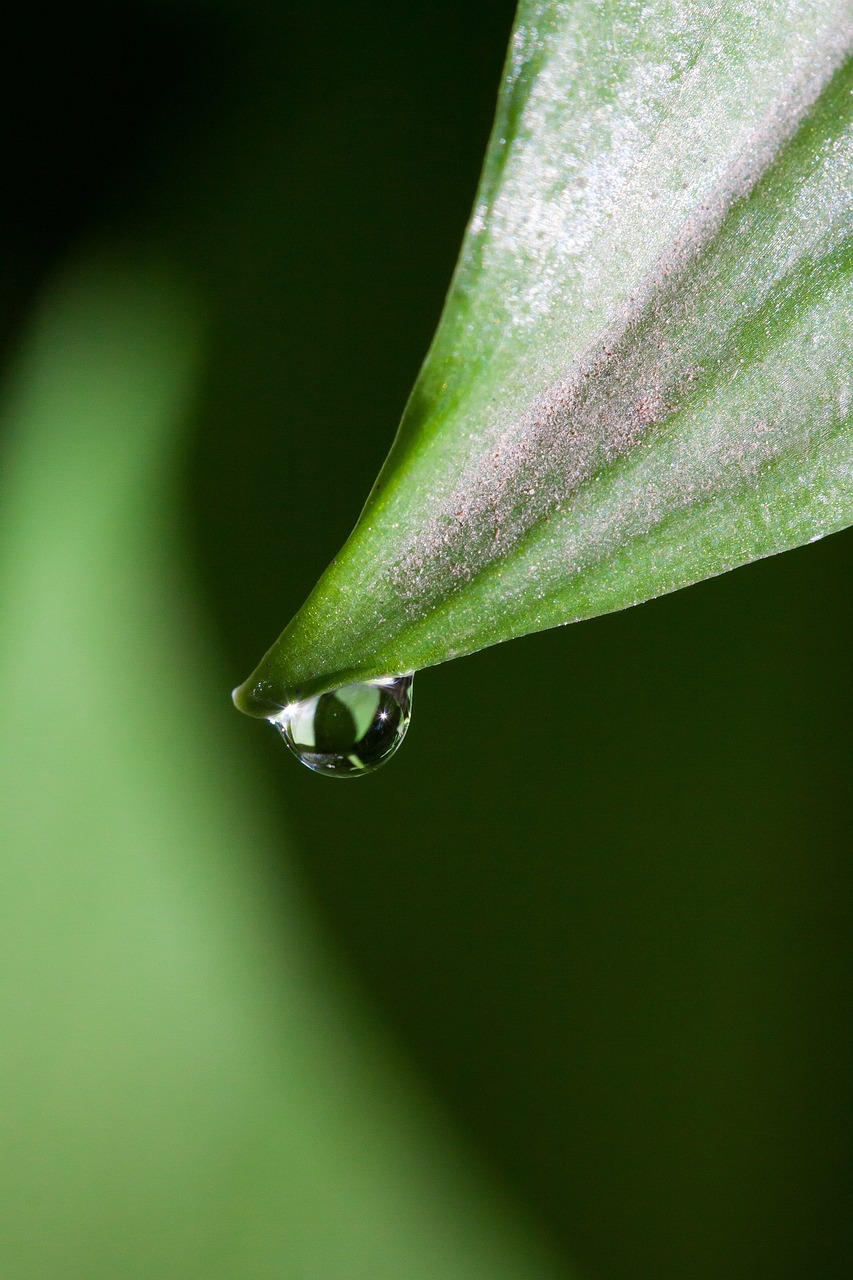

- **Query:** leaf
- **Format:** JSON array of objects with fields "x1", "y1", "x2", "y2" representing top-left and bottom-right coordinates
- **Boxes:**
[
  {"x1": 234, "y1": 0, "x2": 853, "y2": 713},
  {"x1": 0, "y1": 256, "x2": 563, "y2": 1279}
]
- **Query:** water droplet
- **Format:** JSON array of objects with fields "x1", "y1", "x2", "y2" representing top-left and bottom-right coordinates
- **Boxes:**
[{"x1": 270, "y1": 675, "x2": 413, "y2": 777}]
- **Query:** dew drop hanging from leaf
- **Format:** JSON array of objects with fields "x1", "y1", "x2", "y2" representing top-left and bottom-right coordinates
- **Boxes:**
[{"x1": 257, "y1": 675, "x2": 414, "y2": 778}]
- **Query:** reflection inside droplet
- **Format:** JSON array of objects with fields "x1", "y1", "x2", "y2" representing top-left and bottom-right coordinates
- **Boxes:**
[{"x1": 270, "y1": 675, "x2": 413, "y2": 777}]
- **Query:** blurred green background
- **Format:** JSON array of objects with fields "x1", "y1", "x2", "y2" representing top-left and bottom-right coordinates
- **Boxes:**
[{"x1": 2, "y1": 3, "x2": 851, "y2": 1278}]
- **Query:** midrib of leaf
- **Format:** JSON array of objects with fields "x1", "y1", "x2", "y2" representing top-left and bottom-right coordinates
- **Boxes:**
[{"x1": 235, "y1": 0, "x2": 853, "y2": 711}]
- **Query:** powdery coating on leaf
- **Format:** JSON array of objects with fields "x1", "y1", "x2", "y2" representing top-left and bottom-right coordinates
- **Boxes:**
[
  {"x1": 406, "y1": 0, "x2": 850, "y2": 422},
  {"x1": 236, "y1": 0, "x2": 853, "y2": 707},
  {"x1": 381, "y1": 11, "x2": 853, "y2": 620}
]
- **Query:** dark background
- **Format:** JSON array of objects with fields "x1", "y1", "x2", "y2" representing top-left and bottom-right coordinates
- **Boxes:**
[{"x1": 3, "y1": 3, "x2": 851, "y2": 1277}]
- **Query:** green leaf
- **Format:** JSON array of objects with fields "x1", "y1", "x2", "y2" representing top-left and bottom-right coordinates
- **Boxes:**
[
  {"x1": 235, "y1": 0, "x2": 853, "y2": 713},
  {"x1": 0, "y1": 257, "x2": 562, "y2": 1279}
]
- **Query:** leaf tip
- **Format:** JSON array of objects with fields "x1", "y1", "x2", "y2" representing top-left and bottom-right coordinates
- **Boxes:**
[{"x1": 231, "y1": 674, "x2": 281, "y2": 720}]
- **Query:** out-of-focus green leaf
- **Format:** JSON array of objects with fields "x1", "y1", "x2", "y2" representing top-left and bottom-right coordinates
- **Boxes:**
[
  {"x1": 0, "y1": 258, "x2": 564, "y2": 1279},
  {"x1": 235, "y1": 0, "x2": 853, "y2": 713}
]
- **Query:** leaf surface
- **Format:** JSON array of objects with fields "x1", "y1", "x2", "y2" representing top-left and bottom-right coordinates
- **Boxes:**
[{"x1": 236, "y1": 0, "x2": 853, "y2": 712}]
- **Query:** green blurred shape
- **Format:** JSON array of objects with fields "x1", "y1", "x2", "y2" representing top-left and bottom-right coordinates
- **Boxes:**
[{"x1": 0, "y1": 257, "x2": 564, "y2": 1279}]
